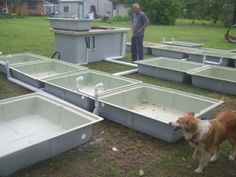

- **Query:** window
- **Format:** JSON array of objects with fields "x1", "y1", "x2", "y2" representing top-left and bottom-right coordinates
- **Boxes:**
[
  {"x1": 28, "y1": 1, "x2": 38, "y2": 9},
  {"x1": 64, "y1": 6, "x2": 69, "y2": 12}
]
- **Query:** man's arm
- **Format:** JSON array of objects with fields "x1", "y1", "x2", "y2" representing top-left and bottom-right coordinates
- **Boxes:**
[
  {"x1": 137, "y1": 13, "x2": 150, "y2": 32},
  {"x1": 137, "y1": 22, "x2": 149, "y2": 32}
]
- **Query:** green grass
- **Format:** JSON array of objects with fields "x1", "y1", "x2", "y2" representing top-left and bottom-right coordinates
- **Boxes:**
[
  {"x1": 0, "y1": 16, "x2": 235, "y2": 56},
  {"x1": 1, "y1": 16, "x2": 236, "y2": 177},
  {"x1": 0, "y1": 73, "x2": 30, "y2": 99},
  {"x1": 95, "y1": 18, "x2": 236, "y2": 50},
  {"x1": 0, "y1": 16, "x2": 54, "y2": 56}
]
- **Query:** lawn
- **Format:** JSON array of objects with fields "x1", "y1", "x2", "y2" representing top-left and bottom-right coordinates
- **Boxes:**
[{"x1": 1, "y1": 16, "x2": 236, "y2": 177}]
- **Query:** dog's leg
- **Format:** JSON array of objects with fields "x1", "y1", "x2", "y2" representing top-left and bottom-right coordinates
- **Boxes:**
[
  {"x1": 210, "y1": 146, "x2": 220, "y2": 162},
  {"x1": 194, "y1": 150, "x2": 210, "y2": 173},
  {"x1": 192, "y1": 148, "x2": 198, "y2": 160},
  {"x1": 229, "y1": 144, "x2": 236, "y2": 161},
  {"x1": 189, "y1": 142, "x2": 198, "y2": 160}
]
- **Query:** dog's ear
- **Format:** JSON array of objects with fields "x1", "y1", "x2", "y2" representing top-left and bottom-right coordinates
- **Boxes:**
[{"x1": 186, "y1": 112, "x2": 195, "y2": 117}]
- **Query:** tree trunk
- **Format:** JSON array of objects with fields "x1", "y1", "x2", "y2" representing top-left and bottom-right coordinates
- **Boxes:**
[{"x1": 233, "y1": 0, "x2": 236, "y2": 24}]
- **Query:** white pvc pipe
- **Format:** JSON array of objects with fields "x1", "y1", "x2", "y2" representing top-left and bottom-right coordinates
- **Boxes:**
[
  {"x1": 113, "y1": 68, "x2": 138, "y2": 76},
  {"x1": 105, "y1": 58, "x2": 137, "y2": 67},
  {"x1": 121, "y1": 32, "x2": 127, "y2": 57},
  {"x1": 8, "y1": 77, "x2": 40, "y2": 92},
  {"x1": 5, "y1": 62, "x2": 42, "y2": 93},
  {"x1": 93, "y1": 82, "x2": 104, "y2": 115},
  {"x1": 75, "y1": 76, "x2": 84, "y2": 91},
  {"x1": 105, "y1": 56, "x2": 124, "y2": 60}
]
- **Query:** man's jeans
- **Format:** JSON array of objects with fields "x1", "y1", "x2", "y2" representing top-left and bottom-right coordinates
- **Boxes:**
[{"x1": 131, "y1": 35, "x2": 144, "y2": 61}]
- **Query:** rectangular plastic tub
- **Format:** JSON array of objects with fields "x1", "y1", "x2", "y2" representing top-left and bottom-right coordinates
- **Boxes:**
[
  {"x1": 0, "y1": 93, "x2": 103, "y2": 176},
  {"x1": 136, "y1": 57, "x2": 207, "y2": 82},
  {"x1": 0, "y1": 53, "x2": 49, "y2": 74},
  {"x1": 188, "y1": 65, "x2": 236, "y2": 95},
  {"x1": 151, "y1": 45, "x2": 200, "y2": 59},
  {"x1": 163, "y1": 40, "x2": 204, "y2": 48},
  {"x1": 126, "y1": 42, "x2": 165, "y2": 55},
  {"x1": 188, "y1": 49, "x2": 236, "y2": 67},
  {"x1": 230, "y1": 49, "x2": 236, "y2": 53},
  {"x1": 52, "y1": 27, "x2": 129, "y2": 64},
  {"x1": 98, "y1": 84, "x2": 223, "y2": 143},
  {"x1": 43, "y1": 70, "x2": 141, "y2": 112},
  {"x1": 10, "y1": 60, "x2": 87, "y2": 88},
  {"x1": 48, "y1": 18, "x2": 92, "y2": 31}
]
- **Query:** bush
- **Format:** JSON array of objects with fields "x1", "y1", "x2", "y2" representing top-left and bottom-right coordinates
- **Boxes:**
[
  {"x1": 109, "y1": 16, "x2": 130, "y2": 22},
  {"x1": 110, "y1": 0, "x2": 180, "y2": 25},
  {"x1": 134, "y1": 0, "x2": 180, "y2": 25}
]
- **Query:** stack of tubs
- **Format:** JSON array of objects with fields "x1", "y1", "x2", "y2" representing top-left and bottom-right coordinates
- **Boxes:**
[
  {"x1": 48, "y1": 17, "x2": 92, "y2": 31},
  {"x1": 49, "y1": 17, "x2": 129, "y2": 64}
]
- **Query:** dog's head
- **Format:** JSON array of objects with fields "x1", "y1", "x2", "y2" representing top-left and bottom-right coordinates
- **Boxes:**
[{"x1": 169, "y1": 112, "x2": 200, "y2": 135}]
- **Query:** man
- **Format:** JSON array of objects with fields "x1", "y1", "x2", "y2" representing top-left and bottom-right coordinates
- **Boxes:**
[{"x1": 131, "y1": 3, "x2": 150, "y2": 62}]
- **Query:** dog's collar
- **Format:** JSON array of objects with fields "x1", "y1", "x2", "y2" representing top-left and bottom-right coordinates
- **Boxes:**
[
  {"x1": 188, "y1": 133, "x2": 200, "y2": 144},
  {"x1": 188, "y1": 120, "x2": 210, "y2": 144}
]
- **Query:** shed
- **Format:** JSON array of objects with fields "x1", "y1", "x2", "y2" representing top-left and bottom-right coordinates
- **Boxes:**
[
  {"x1": 58, "y1": 0, "x2": 84, "y2": 18},
  {"x1": 58, "y1": 0, "x2": 129, "y2": 18}
]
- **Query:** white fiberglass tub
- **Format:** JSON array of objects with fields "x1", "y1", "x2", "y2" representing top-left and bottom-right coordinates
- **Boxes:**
[
  {"x1": 98, "y1": 84, "x2": 223, "y2": 143},
  {"x1": 0, "y1": 93, "x2": 103, "y2": 176}
]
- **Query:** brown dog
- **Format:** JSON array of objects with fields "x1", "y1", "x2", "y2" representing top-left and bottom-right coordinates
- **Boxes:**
[{"x1": 169, "y1": 112, "x2": 236, "y2": 173}]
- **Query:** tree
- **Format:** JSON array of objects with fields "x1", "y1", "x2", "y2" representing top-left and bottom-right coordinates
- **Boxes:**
[
  {"x1": 233, "y1": 0, "x2": 236, "y2": 24},
  {"x1": 177, "y1": 0, "x2": 208, "y2": 24},
  {"x1": 109, "y1": 0, "x2": 180, "y2": 25},
  {"x1": 207, "y1": 0, "x2": 225, "y2": 24}
]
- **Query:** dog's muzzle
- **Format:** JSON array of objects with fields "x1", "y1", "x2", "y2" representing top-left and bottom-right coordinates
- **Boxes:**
[{"x1": 169, "y1": 121, "x2": 181, "y2": 131}]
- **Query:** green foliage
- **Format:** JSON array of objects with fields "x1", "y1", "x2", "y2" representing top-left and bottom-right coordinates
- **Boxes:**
[
  {"x1": 208, "y1": 0, "x2": 225, "y2": 24},
  {"x1": 136, "y1": 0, "x2": 180, "y2": 25},
  {"x1": 177, "y1": 0, "x2": 235, "y2": 26},
  {"x1": 221, "y1": 0, "x2": 235, "y2": 27},
  {"x1": 110, "y1": 0, "x2": 180, "y2": 25},
  {"x1": 108, "y1": 16, "x2": 130, "y2": 22},
  {"x1": 109, "y1": 0, "x2": 236, "y2": 26}
]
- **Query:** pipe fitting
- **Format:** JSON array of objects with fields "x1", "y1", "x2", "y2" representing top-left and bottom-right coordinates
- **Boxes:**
[{"x1": 75, "y1": 76, "x2": 84, "y2": 91}]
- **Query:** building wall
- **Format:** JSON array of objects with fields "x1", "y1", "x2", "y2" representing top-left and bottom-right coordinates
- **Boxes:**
[
  {"x1": 84, "y1": 0, "x2": 113, "y2": 17},
  {"x1": 116, "y1": 3, "x2": 129, "y2": 17},
  {"x1": 57, "y1": 0, "x2": 129, "y2": 18},
  {"x1": 15, "y1": 0, "x2": 44, "y2": 16},
  {"x1": 58, "y1": 2, "x2": 83, "y2": 18},
  {"x1": 44, "y1": 2, "x2": 58, "y2": 16}
]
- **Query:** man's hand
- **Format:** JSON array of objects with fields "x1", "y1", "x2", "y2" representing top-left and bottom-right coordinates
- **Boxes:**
[
  {"x1": 137, "y1": 22, "x2": 149, "y2": 33},
  {"x1": 137, "y1": 28, "x2": 144, "y2": 33}
]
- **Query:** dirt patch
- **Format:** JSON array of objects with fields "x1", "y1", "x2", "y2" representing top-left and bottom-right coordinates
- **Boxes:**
[
  {"x1": 217, "y1": 95, "x2": 236, "y2": 112},
  {"x1": 89, "y1": 119, "x2": 174, "y2": 174}
]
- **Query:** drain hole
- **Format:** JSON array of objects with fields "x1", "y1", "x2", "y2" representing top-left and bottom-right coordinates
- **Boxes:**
[{"x1": 81, "y1": 134, "x2": 86, "y2": 139}]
